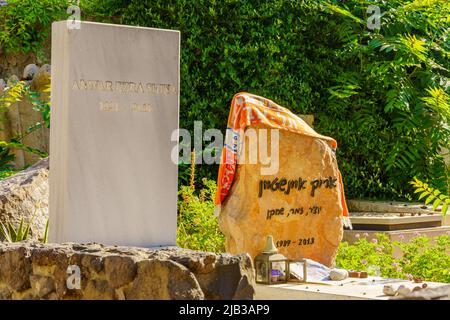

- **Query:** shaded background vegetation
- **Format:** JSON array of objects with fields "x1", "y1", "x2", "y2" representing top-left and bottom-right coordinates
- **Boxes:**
[
  {"x1": 1, "y1": 0, "x2": 449, "y2": 279},
  {"x1": 1, "y1": 0, "x2": 449, "y2": 200}
]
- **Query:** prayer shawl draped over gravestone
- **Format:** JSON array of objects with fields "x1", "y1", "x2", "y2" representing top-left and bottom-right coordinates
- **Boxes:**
[{"x1": 215, "y1": 93, "x2": 350, "y2": 267}]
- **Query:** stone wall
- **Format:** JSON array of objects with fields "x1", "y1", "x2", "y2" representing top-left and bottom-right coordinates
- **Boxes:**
[
  {"x1": 0, "y1": 241, "x2": 255, "y2": 300},
  {"x1": 0, "y1": 158, "x2": 49, "y2": 241},
  {"x1": 0, "y1": 158, "x2": 256, "y2": 300}
]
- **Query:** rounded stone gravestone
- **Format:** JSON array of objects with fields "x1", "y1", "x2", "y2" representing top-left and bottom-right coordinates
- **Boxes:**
[{"x1": 216, "y1": 93, "x2": 350, "y2": 267}]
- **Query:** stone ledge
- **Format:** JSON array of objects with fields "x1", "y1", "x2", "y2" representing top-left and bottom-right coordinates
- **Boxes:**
[
  {"x1": 349, "y1": 213, "x2": 442, "y2": 225},
  {"x1": 348, "y1": 200, "x2": 438, "y2": 215},
  {"x1": 0, "y1": 241, "x2": 255, "y2": 300}
]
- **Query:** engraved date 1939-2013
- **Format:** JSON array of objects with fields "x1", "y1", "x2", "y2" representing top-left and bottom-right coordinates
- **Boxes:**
[{"x1": 276, "y1": 237, "x2": 315, "y2": 248}]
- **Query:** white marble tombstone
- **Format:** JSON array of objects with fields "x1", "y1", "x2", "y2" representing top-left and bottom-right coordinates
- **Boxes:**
[{"x1": 49, "y1": 21, "x2": 180, "y2": 247}]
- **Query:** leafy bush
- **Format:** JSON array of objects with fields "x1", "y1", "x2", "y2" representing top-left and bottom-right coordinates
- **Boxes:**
[
  {"x1": 2, "y1": 0, "x2": 449, "y2": 199},
  {"x1": 81, "y1": 0, "x2": 449, "y2": 200},
  {"x1": 177, "y1": 158, "x2": 225, "y2": 252},
  {"x1": 336, "y1": 233, "x2": 450, "y2": 283},
  {"x1": 0, "y1": 0, "x2": 69, "y2": 60},
  {"x1": 324, "y1": 0, "x2": 450, "y2": 198},
  {"x1": 410, "y1": 177, "x2": 450, "y2": 215}
]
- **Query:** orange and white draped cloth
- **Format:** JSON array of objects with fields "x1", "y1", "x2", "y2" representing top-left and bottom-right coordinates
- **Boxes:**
[{"x1": 214, "y1": 92, "x2": 351, "y2": 228}]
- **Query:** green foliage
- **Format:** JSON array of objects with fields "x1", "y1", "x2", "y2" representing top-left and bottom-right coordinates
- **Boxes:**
[
  {"x1": 336, "y1": 233, "x2": 450, "y2": 283},
  {"x1": 177, "y1": 160, "x2": 225, "y2": 252},
  {"x1": 0, "y1": 217, "x2": 32, "y2": 242},
  {"x1": 42, "y1": 218, "x2": 49, "y2": 243},
  {"x1": 2, "y1": 0, "x2": 448, "y2": 198},
  {"x1": 81, "y1": 0, "x2": 450, "y2": 199},
  {"x1": 0, "y1": 79, "x2": 49, "y2": 173},
  {"x1": 0, "y1": 0, "x2": 69, "y2": 59},
  {"x1": 324, "y1": 0, "x2": 450, "y2": 198},
  {"x1": 0, "y1": 145, "x2": 16, "y2": 179},
  {"x1": 0, "y1": 197, "x2": 48, "y2": 243},
  {"x1": 28, "y1": 87, "x2": 51, "y2": 129},
  {"x1": 410, "y1": 177, "x2": 450, "y2": 215},
  {"x1": 421, "y1": 87, "x2": 450, "y2": 120},
  {"x1": 0, "y1": 217, "x2": 49, "y2": 243},
  {"x1": 400, "y1": 234, "x2": 450, "y2": 283},
  {"x1": 0, "y1": 80, "x2": 28, "y2": 110}
]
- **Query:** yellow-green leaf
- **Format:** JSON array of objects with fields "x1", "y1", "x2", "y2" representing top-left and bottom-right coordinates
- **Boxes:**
[
  {"x1": 419, "y1": 191, "x2": 430, "y2": 200},
  {"x1": 425, "y1": 194, "x2": 435, "y2": 205},
  {"x1": 442, "y1": 203, "x2": 448, "y2": 216},
  {"x1": 432, "y1": 198, "x2": 442, "y2": 211}
]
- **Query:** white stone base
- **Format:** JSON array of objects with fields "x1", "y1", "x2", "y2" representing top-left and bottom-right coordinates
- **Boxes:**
[{"x1": 255, "y1": 277, "x2": 448, "y2": 300}]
